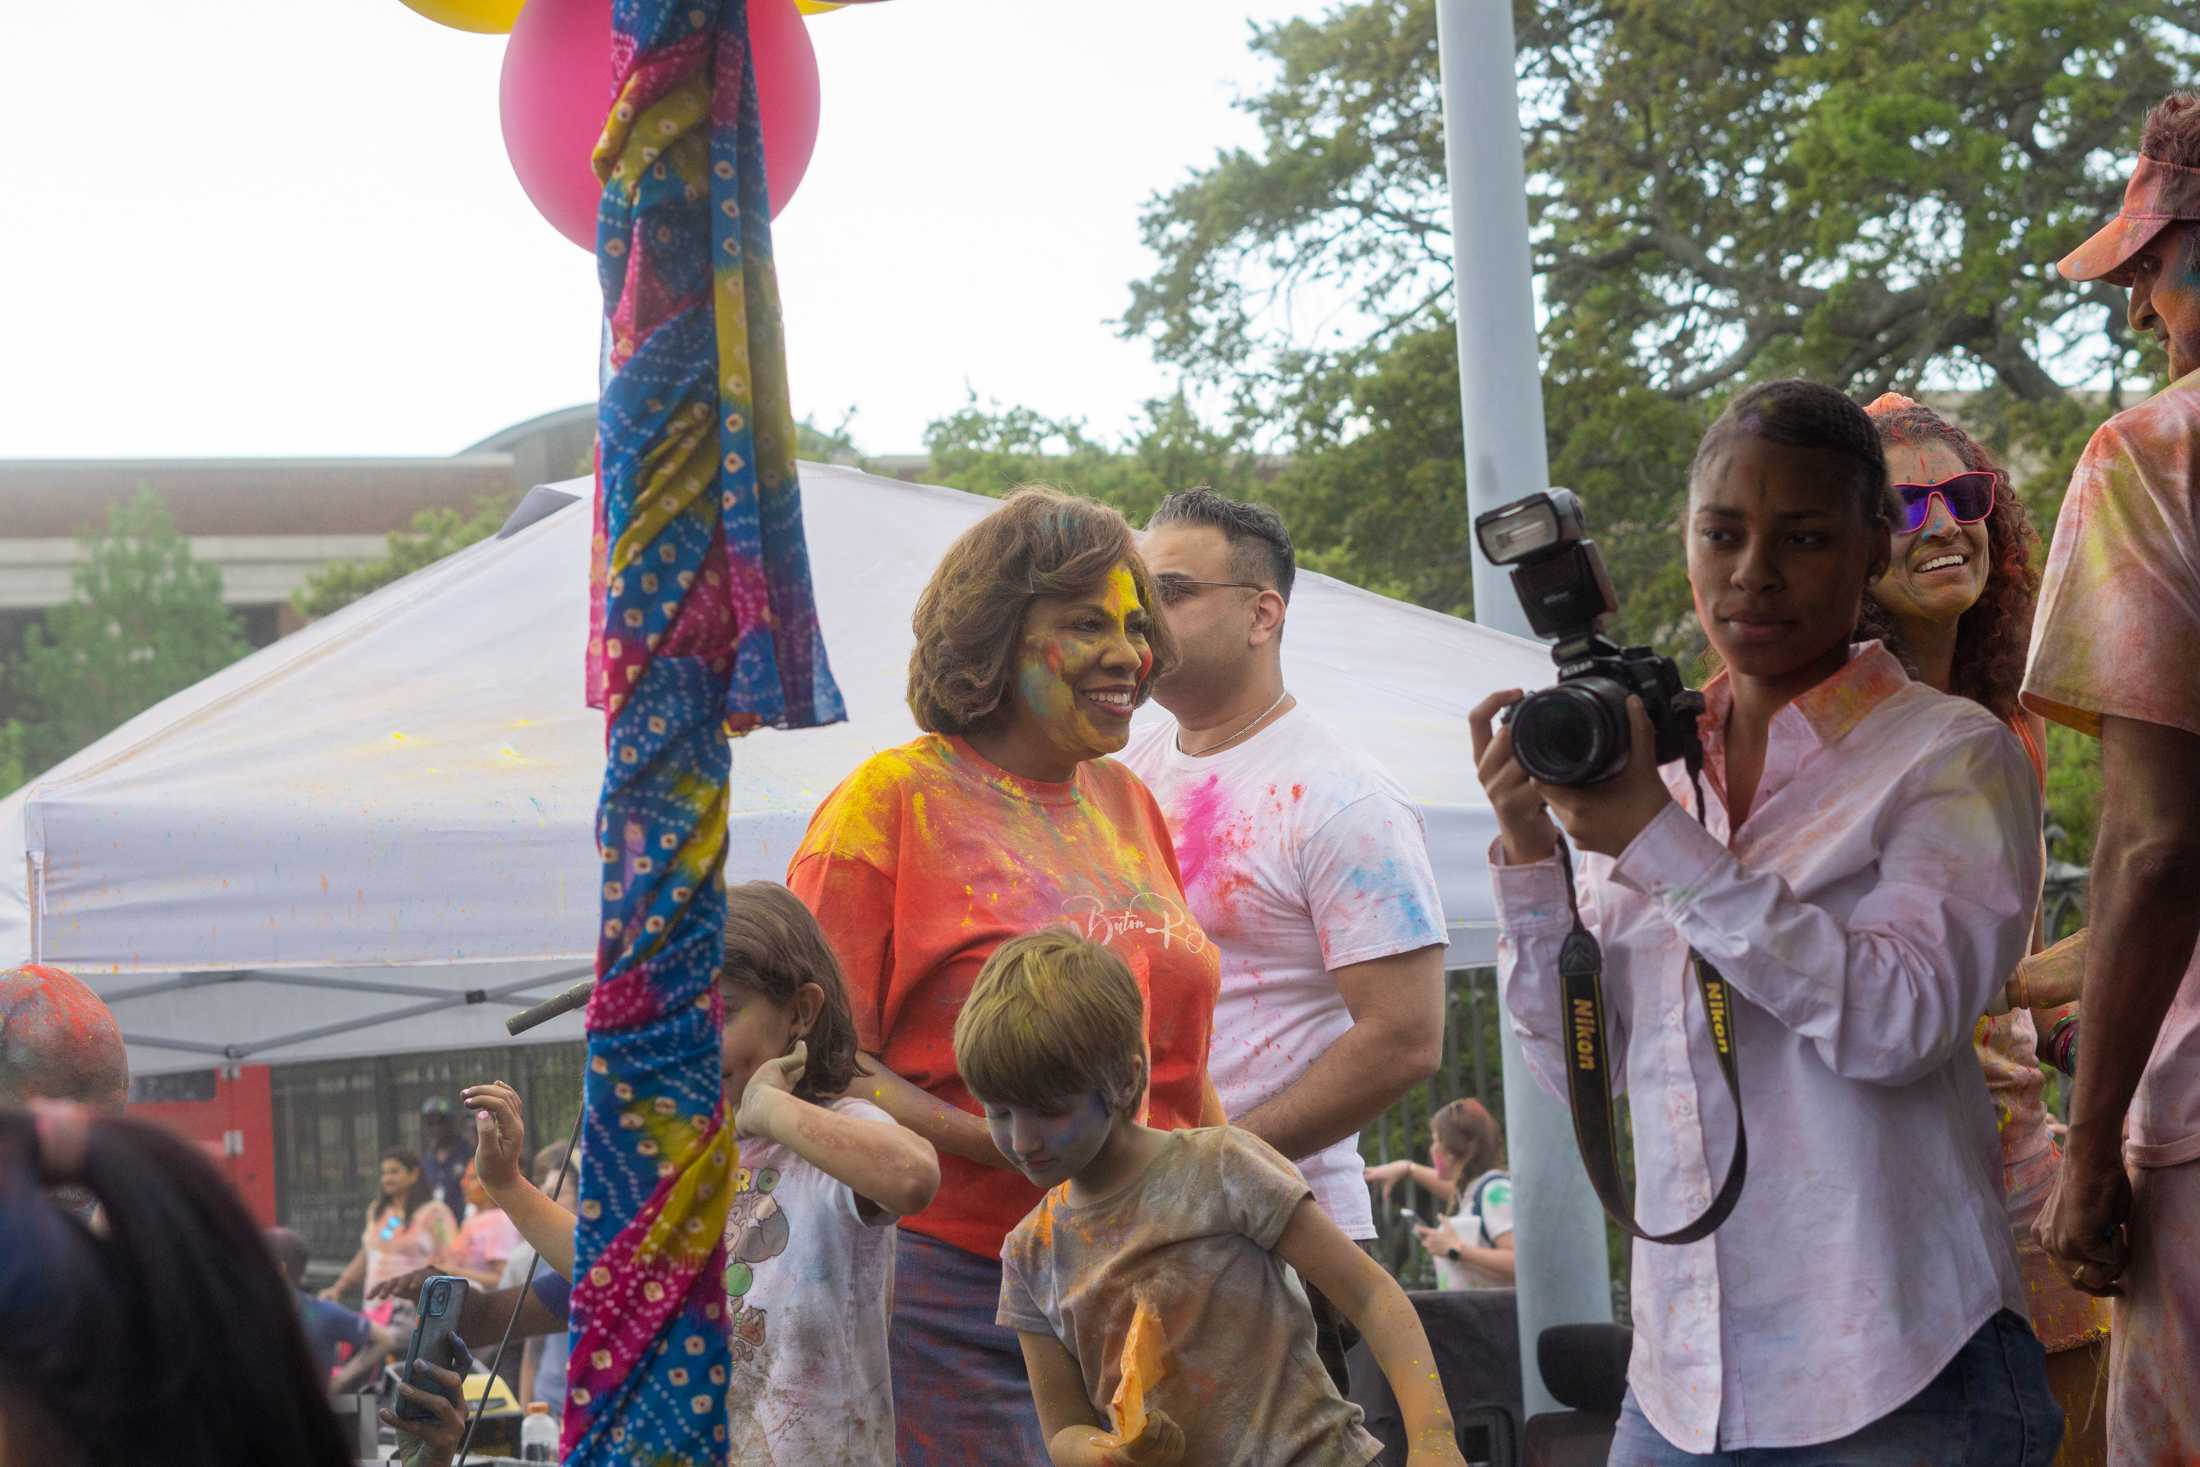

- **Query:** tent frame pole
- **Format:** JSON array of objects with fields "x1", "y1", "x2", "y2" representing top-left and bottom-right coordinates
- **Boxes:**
[{"x1": 1434, "y1": 0, "x2": 1617, "y2": 1416}]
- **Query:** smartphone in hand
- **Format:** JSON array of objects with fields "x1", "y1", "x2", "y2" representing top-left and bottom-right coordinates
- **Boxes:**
[{"x1": 396, "y1": 1274, "x2": 472, "y2": 1423}]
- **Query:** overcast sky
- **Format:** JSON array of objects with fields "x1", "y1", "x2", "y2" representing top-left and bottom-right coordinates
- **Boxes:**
[{"x1": 0, "y1": 0, "x2": 1333, "y2": 461}]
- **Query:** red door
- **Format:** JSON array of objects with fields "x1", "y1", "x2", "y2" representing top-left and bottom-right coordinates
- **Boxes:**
[{"x1": 129, "y1": 1064, "x2": 277, "y2": 1225}]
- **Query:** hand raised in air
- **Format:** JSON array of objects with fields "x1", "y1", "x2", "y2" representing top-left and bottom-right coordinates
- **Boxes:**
[{"x1": 459, "y1": 1081, "x2": 526, "y2": 1196}]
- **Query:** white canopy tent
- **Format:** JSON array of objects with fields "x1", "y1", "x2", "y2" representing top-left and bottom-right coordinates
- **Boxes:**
[{"x1": 5, "y1": 465, "x2": 1549, "y2": 1077}]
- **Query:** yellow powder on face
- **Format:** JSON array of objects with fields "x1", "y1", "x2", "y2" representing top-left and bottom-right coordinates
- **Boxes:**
[
  {"x1": 1111, "y1": 1296, "x2": 1167, "y2": 1441},
  {"x1": 1100, "y1": 563, "x2": 1143, "y2": 620}
]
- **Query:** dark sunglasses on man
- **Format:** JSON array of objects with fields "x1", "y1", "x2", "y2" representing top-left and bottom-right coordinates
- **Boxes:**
[{"x1": 1890, "y1": 470, "x2": 1998, "y2": 535}]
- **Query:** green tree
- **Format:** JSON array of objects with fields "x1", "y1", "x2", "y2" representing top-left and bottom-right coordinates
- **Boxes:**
[
  {"x1": 7, "y1": 487, "x2": 250, "y2": 774},
  {"x1": 1124, "y1": 0, "x2": 2194, "y2": 651},
  {"x1": 920, "y1": 391, "x2": 1261, "y2": 525},
  {"x1": 0, "y1": 720, "x2": 27, "y2": 798},
  {"x1": 292, "y1": 493, "x2": 520, "y2": 622},
  {"x1": 797, "y1": 411, "x2": 869, "y2": 466}
]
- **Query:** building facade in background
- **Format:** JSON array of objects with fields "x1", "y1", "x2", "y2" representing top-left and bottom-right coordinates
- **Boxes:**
[{"x1": 0, "y1": 406, "x2": 596, "y2": 718}]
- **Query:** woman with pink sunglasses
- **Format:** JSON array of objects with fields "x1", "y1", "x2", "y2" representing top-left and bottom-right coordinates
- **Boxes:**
[{"x1": 1857, "y1": 393, "x2": 2107, "y2": 1467}]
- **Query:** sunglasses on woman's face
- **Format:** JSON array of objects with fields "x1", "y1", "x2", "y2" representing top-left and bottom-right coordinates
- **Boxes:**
[{"x1": 1891, "y1": 470, "x2": 1997, "y2": 535}]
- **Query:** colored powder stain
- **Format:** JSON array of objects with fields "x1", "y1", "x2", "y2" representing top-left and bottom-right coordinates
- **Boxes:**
[
  {"x1": 810, "y1": 741, "x2": 941, "y2": 862},
  {"x1": 1017, "y1": 643, "x2": 1074, "y2": 721},
  {"x1": 1031, "y1": 1192, "x2": 1057, "y2": 1246},
  {"x1": 0, "y1": 965, "x2": 121, "y2": 1057},
  {"x1": 1171, "y1": 776, "x2": 1258, "y2": 918},
  {"x1": 1340, "y1": 853, "x2": 1434, "y2": 938},
  {"x1": 1100, "y1": 565, "x2": 1142, "y2": 619}
]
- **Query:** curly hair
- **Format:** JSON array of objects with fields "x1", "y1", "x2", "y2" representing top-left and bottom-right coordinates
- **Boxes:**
[
  {"x1": 2142, "y1": 92, "x2": 2200, "y2": 166},
  {"x1": 907, "y1": 485, "x2": 1177, "y2": 734},
  {"x1": 1853, "y1": 396, "x2": 2040, "y2": 722},
  {"x1": 1690, "y1": 379, "x2": 1892, "y2": 531}
]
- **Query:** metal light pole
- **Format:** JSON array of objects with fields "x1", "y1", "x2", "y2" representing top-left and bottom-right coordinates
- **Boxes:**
[{"x1": 1434, "y1": 0, "x2": 1616, "y2": 1416}]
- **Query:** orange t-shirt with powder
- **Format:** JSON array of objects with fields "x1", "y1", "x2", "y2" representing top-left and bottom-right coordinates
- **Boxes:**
[{"x1": 787, "y1": 734, "x2": 1221, "y2": 1261}]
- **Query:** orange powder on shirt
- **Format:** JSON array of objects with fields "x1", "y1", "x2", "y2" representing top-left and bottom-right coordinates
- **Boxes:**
[{"x1": 1111, "y1": 1296, "x2": 1167, "y2": 1441}]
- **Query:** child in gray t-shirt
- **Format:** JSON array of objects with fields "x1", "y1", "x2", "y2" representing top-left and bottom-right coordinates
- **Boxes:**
[{"x1": 954, "y1": 930, "x2": 1468, "y2": 1467}]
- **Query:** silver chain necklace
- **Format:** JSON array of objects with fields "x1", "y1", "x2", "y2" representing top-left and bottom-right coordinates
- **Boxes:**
[{"x1": 1176, "y1": 689, "x2": 1291, "y2": 758}]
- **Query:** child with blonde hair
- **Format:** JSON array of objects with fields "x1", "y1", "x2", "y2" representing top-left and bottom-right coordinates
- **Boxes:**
[
  {"x1": 958, "y1": 929, "x2": 1467, "y2": 1467},
  {"x1": 467, "y1": 880, "x2": 939, "y2": 1465}
]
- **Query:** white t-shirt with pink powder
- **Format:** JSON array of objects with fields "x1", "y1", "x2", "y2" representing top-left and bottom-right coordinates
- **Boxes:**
[{"x1": 1122, "y1": 709, "x2": 1447, "y2": 1239}]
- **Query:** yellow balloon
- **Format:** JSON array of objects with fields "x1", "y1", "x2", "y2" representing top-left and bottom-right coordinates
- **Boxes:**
[
  {"x1": 796, "y1": 1, "x2": 845, "y2": 11},
  {"x1": 397, "y1": 0, "x2": 526, "y2": 33}
]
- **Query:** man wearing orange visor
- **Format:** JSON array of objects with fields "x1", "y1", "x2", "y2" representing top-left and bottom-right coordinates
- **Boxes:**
[{"x1": 2025, "y1": 92, "x2": 2200, "y2": 1466}]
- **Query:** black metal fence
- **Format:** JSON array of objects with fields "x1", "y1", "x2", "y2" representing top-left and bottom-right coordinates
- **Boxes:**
[
  {"x1": 1357, "y1": 968, "x2": 1510, "y2": 1289},
  {"x1": 272, "y1": 1040, "x2": 586, "y2": 1267},
  {"x1": 2042, "y1": 823, "x2": 2089, "y2": 944}
]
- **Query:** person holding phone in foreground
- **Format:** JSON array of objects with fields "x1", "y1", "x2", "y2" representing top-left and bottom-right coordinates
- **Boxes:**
[{"x1": 1473, "y1": 380, "x2": 2057, "y2": 1463}]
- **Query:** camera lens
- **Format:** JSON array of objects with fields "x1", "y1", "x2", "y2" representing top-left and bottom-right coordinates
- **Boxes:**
[
  {"x1": 428, "y1": 1283, "x2": 448, "y2": 1315},
  {"x1": 1512, "y1": 679, "x2": 1628, "y2": 786}
]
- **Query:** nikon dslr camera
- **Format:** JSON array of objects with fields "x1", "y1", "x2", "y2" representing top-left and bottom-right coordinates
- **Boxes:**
[{"x1": 1473, "y1": 489, "x2": 1705, "y2": 787}]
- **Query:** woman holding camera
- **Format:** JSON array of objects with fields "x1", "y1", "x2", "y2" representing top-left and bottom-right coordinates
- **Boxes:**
[
  {"x1": 1472, "y1": 380, "x2": 2059, "y2": 1464},
  {"x1": 1856, "y1": 393, "x2": 2108, "y2": 1464}
]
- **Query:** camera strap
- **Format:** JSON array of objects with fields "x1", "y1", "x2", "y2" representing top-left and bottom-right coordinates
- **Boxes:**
[{"x1": 1553, "y1": 820, "x2": 1746, "y2": 1245}]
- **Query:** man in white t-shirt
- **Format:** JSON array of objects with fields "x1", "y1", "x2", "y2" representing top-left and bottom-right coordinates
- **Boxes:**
[{"x1": 1121, "y1": 488, "x2": 1448, "y2": 1389}]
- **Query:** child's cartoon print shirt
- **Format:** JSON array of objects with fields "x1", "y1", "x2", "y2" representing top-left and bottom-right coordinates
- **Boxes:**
[{"x1": 723, "y1": 1096, "x2": 899, "y2": 1466}]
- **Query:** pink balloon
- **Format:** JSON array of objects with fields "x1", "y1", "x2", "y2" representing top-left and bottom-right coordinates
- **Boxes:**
[{"x1": 500, "y1": 0, "x2": 821, "y2": 252}]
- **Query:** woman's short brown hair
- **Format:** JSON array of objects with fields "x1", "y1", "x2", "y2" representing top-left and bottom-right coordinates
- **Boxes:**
[
  {"x1": 719, "y1": 881, "x2": 860, "y2": 1104},
  {"x1": 907, "y1": 485, "x2": 1178, "y2": 735}
]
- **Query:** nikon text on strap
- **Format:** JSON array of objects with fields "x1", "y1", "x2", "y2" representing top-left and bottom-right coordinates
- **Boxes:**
[{"x1": 1553, "y1": 829, "x2": 1746, "y2": 1245}]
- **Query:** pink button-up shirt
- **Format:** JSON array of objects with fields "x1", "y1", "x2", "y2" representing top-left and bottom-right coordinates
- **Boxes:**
[{"x1": 1493, "y1": 645, "x2": 2038, "y2": 1452}]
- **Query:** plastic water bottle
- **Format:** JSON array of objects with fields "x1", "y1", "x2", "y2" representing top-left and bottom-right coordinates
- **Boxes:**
[{"x1": 520, "y1": 1401, "x2": 559, "y2": 1462}]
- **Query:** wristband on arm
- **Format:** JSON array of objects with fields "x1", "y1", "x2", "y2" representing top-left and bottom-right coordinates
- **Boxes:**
[{"x1": 2044, "y1": 1014, "x2": 2080, "y2": 1077}]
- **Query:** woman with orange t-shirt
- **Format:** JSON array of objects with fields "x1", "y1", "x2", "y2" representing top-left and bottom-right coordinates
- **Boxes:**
[
  {"x1": 1858, "y1": 394, "x2": 2108, "y2": 1466},
  {"x1": 789, "y1": 485, "x2": 1223, "y2": 1467}
]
